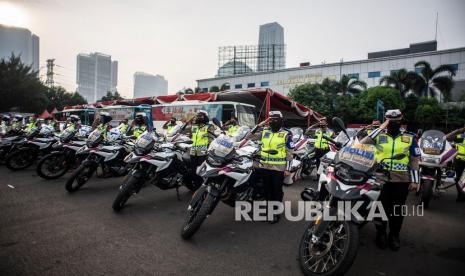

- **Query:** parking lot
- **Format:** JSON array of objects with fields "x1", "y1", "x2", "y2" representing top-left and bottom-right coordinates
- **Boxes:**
[{"x1": 1, "y1": 166, "x2": 464, "y2": 276}]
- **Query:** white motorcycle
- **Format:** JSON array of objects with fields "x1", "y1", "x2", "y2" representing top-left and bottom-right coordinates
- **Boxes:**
[
  {"x1": 65, "y1": 127, "x2": 134, "y2": 192},
  {"x1": 284, "y1": 127, "x2": 316, "y2": 186},
  {"x1": 112, "y1": 128, "x2": 195, "y2": 211},
  {"x1": 418, "y1": 130, "x2": 459, "y2": 208}
]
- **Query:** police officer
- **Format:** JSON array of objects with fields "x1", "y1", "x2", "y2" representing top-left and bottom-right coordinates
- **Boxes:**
[
  {"x1": 127, "y1": 112, "x2": 148, "y2": 139},
  {"x1": 361, "y1": 109, "x2": 420, "y2": 251},
  {"x1": 224, "y1": 114, "x2": 239, "y2": 136},
  {"x1": 163, "y1": 117, "x2": 178, "y2": 135},
  {"x1": 26, "y1": 115, "x2": 38, "y2": 131},
  {"x1": 95, "y1": 112, "x2": 113, "y2": 140},
  {"x1": 445, "y1": 125, "x2": 465, "y2": 202},
  {"x1": 117, "y1": 118, "x2": 129, "y2": 134},
  {"x1": 248, "y1": 111, "x2": 293, "y2": 224},
  {"x1": 65, "y1": 115, "x2": 80, "y2": 132},
  {"x1": 11, "y1": 115, "x2": 24, "y2": 132},
  {"x1": 182, "y1": 110, "x2": 216, "y2": 189},
  {"x1": 306, "y1": 118, "x2": 334, "y2": 178}
]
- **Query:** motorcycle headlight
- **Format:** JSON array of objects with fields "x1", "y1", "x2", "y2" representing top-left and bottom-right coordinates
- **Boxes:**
[{"x1": 421, "y1": 157, "x2": 441, "y2": 164}]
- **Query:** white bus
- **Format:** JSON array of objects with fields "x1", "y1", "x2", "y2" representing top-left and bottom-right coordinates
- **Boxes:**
[{"x1": 151, "y1": 101, "x2": 257, "y2": 130}]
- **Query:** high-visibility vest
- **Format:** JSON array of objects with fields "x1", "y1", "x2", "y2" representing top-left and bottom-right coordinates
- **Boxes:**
[
  {"x1": 133, "y1": 125, "x2": 147, "y2": 139},
  {"x1": 191, "y1": 124, "x2": 209, "y2": 152},
  {"x1": 260, "y1": 130, "x2": 288, "y2": 165},
  {"x1": 375, "y1": 133, "x2": 413, "y2": 171},
  {"x1": 315, "y1": 129, "x2": 332, "y2": 150},
  {"x1": 227, "y1": 125, "x2": 238, "y2": 136},
  {"x1": 118, "y1": 123, "x2": 128, "y2": 134},
  {"x1": 27, "y1": 122, "x2": 35, "y2": 130},
  {"x1": 456, "y1": 134, "x2": 465, "y2": 161},
  {"x1": 167, "y1": 124, "x2": 176, "y2": 133}
]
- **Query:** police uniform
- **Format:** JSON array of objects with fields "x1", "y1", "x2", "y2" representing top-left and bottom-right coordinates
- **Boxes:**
[
  {"x1": 226, "y1": 124, "x2": 238, "y2": 136},
  {"x1": 313, "y1": 128, "x2": 333, "y2": 171},
  {"x1": 362, "y1": 110, "x2": 420, "y2": 250}
]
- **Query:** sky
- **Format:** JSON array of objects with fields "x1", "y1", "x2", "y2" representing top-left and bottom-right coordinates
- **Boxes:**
[{"x1": 1, "y1": 0, "x2": 465, "y2": 97}]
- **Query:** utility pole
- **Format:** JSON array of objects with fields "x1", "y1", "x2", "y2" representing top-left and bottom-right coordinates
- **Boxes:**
[{"x1": 45, "y1": 59, "x2": 55, "y2": 88}]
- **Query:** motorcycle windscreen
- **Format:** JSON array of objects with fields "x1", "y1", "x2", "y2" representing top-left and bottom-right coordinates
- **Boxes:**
[
  {"x1": 208, "y1": 135, "x2": 235, "y2": 158},
  {"x1": 420, "y1": 130, "x2": 446, "y2": 155},
  {"x1": 335, "y1": 142, "x2": 377, "y2": 173}
]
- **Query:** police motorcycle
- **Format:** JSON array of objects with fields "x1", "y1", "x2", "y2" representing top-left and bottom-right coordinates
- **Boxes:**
[
  {"x1": 0, "y1": 130, "x2": 28, "y2": 165},
  {"x1": 180, "y1": 125, "x2": 275, "y2": 239},
  {"x1": 65, "y1": 127, "x2": 134, "y2": 192},
  {"x1": 284, "y1": 127, "x2": 316, "y2": 186},
  {"x1": 36, "y1": 126, "x2": 90, "y2": 180},
  {"x1": 298, "y1": 117, "x2": 406, "y2": 276},
  {"x1": 112, "y1": 125, "x2": 196, "y2": 211},
  {"x1": 5, "y1": 124, "x2": 57, "y2": 171},
  {"x1": 417, "y1": 130, "x2": 459, "y2": 208}
]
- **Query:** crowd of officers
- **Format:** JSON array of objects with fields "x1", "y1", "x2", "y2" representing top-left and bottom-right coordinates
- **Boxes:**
[{"x1": 2, "y1": 108, "x2": 465, "y2": 250}]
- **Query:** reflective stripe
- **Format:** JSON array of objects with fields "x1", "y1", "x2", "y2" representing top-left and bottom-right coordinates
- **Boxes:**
[
  {"x1": 375, "y1": 134, "x2": 413, "y2": 172},
  {"x1": 315, "y1": 129, "x2": 331, "y2": 149},
  {"x1": 260, "y1": 130, "x2": 288, "y2": 165}
]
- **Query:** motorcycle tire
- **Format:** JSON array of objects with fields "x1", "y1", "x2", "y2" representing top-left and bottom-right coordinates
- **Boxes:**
[
  {"x1": 299, "y1": 220, "x2": 359, "y2": 276},
  {"x1": 5, "y1": 148, "x2": 36, "y2": 171},
  {"x1": 181, "y1": 185, "x2": 214, "y2": 240},
  {"x1": 418, "y1": 179, "x2": 433, "y2": 209},
  {"x1": 65, "y1": 163, "x2": 94, "y2": 192},
  {"x1": 112, "y1": 175, "x2": 140, "y2": 212},
  {"x1": 36, "y1": 152, "x2": 70, "y2": 180}
]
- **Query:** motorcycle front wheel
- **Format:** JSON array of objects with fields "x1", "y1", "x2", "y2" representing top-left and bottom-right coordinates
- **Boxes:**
[
  {"x1": 180, "y1": 185, "x2": 216, "y2": 240},
  {"x1": 112, "y1": 175, "x2": 142, "y2": 212},
  {"x1": 299, "y1": 220, "x2": 359, "y2": 276},
  {"x1": 5, "y1": 148, "x2": 36, "y2": 171},
  {"x1": 417, "y1": 179, "x2": 433, "y2": 209},
  {"x1": 65, "y1": 162, "x2": 95, "y2": 192},
  {"x1": 36, "y1": 152, "x2": 70, "y2": 180}
]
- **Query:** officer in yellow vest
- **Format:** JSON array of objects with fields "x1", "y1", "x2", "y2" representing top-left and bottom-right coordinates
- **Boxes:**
[
  {"x1": 361, "y1": 109, "x2": 420, "y2": 251},
  {"x1": 446, "y1": 125, "x2": 465, "y2": 202},
  {"x1": 223, "y1": 114, "x2": 239, "y2": 136},
  {"x1": 248, "y1": 111, "x2": 293, "y2": 224},
  {"x1": 306, "y1": 118, "x2": 334, "y2": 178},
  {"x1": 117, "y1": 118, "x2": 129, "y2": 134},
  {"x1": 182, "y1": 110, "x2": 216, "y2": 189},
  {"x1": 26, "y1": 115, "x2": 38, "y2": 131},
  {"x1": 11, "y1": 115, "x2": 23, "y2": 133},
  {"x1": 127, "y1": 113, "x2": 148, "y2": 139},
  {"x1": 162, "y1": 118, "x2": 178, "y2": 135}
]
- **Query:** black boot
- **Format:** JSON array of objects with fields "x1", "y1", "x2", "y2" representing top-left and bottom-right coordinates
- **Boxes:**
[
  {"x1": 376, "y1": 231, "x2": 388, "y2": 249},
  {"x1": 389, "y1": 234, "x2": 401, "y2": 251},
  {"x1": 456, "y1": 193, "x2": 465, "y2": 202}
]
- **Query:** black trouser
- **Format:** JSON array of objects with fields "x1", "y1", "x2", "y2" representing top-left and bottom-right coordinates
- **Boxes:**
[
  {"x1": 454, "y1": 159, "x2": 465, "y2": 196},
  {"x1": 375, "y1": 182, "x2": 410, "y2": 237},
  {"x1": 189, "y1": 155, "x2": 206, "y2": 188},
  {"x1": 314, "y1": 148, "x2": 329, "y2": 173},
  {"x1": 258, "y1": 169, "x2": 285, "y2": 202}
]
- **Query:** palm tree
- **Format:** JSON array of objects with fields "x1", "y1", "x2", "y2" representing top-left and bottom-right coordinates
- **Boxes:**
[
  {"x1": 379, "y1": 69, "x2": 417, "y2": 98},
  {"x1": 411, "y1": 60, "x2": 456, "y2": 101},
  {"x1": 219, "y1": 83, "x2": 230, "y2": 91},
  {"x1": 209, "y1": 86, "x2": 220, "y2": 92},
  {"x1": 335, "y1": 74, "x2": 367, "y2": 95}
]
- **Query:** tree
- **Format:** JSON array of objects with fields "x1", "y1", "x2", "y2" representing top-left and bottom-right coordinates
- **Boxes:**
[
  {"x1": 334, "y1": 74, "x2": 367, "y2": 95},
  {"x1": 288, "y1": 83, "x2": 332, "y2": 116},
  {"x1": 0, "y1": 54, "x2": 48, "y2": 113},
  {"x1": 411, "y1": 60, "x2": 456, "y2": 101},
  {"x1": 379, "y1": 69, "x2": 417, "y2": 98},
  {"x1": 414, "y1": 97, "x2": 442, "y2": 129},
  {"x1": 184, "y1": 88, "x2": 194, "y2": 94},
  {"x1": 100, "y1": 91, "x2": 123, "y2": 101},
  {"x1": 194, "y1": 87, "x2": 202, "y2": 93},
  {"x1": 209, "y1": 86, "x2": 220, "y2": 92},
  {"x1": 219, "y1": 83, "x2": 230, "y2": 91},
  {"x1": 357, "y1": 86, "x2": 405, "y2": 122},
  {"x1": 45, "y1": 86, "x2": 87, "y2": 111}
]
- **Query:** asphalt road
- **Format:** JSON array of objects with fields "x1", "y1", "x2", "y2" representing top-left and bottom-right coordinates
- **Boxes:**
[{"x1": 1, "y1": 166, "x2": 464, "y2": 276}]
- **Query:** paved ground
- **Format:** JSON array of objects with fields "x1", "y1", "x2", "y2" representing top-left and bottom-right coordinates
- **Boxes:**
[{"x1": 0, "y1": 166, "x2": 464, "y2": 276}]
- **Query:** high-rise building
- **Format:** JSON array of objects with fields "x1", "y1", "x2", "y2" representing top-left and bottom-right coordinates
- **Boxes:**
[
  {"x1": 133, "y1": 72, "x2": 168, "y2": 98},
  {"x1": 0, "y1": 24, "x2": 40, "y2": 72},
  {"x1": 257, "y1": 22, "x2": 285, "y2": 72},
  {"x1": 76, "y1": 52, "x2": 118, "y2": 103}
]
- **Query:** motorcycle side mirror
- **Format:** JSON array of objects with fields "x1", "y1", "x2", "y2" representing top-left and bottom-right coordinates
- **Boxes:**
[
  {"x1": 263, "y1": 149, "x2": 278, "y2": 155},
  {"x1": 332, "y1": 117, "x2": 349, "y2": 139},
  {"x1": 212, "y1": 118, "x2": 222, "y2": 128}
]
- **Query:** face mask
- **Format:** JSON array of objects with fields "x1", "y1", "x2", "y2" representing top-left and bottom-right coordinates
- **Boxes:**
[
  {"x1": 387, "y1": 121, "x2": 401, "y2": 135},
  {"x1": 269, "y1": 119, "x2": 282, "y2": 132}
]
